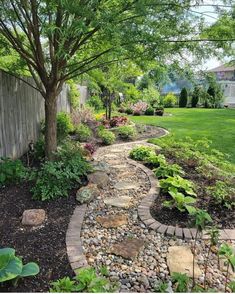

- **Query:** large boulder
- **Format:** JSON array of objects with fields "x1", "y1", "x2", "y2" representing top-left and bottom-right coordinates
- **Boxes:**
[
  {"x1": 22, "y1": 209, "x2": 46, "y2": 226},
  {"x1": 76, "y1": 184, "x2": 99, "y2": 204}
]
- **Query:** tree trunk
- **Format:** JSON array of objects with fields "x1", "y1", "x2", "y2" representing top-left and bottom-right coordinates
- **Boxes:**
[{"x1": 45, "y1": 92, "x2": 57, "y2": 160}]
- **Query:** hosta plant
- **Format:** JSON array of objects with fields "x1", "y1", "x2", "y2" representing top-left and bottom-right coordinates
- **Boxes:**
[
  {"x1": 0, "y1": 248, "x2": 39, "y2": 285},
  {"x1": 145, "y1": 153, "x2": 166, "y2": 168},
  {"x1": 160, "y1": 176, "x2": 196, "y2": 196},
  {"x1": 154, "y1": 162, "x2": 185, "y2": 178},
  {"x1": 163, "y1": 188, "x2": 196, "y2": 214}
]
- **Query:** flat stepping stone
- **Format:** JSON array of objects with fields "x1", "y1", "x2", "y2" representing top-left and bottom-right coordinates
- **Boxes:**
[
  {"x1": 114, "y1": 181, "x2": 139, "y2": 190},
  {"x1": 96, "y1": 214, "x2": 128, "y2": 228},
  {"x1": 104, "y1": 196, "x2": 133, "y2": 209},
  {"x1": 112, "y1": 164, "x2": 128, "y2": 170},
  {"x1": 103, "y1": 154, "x2": 119, "y2": 159},
  {"x1": 110, "y1": 238, "x2": 145, "y2": 260},
  {"x1": 167, "y1": 246, "x2": 202, "y2": 278}
]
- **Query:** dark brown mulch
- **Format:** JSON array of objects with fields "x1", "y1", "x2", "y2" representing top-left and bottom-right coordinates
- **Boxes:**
[
  {"x1": 150, "y1": 154, "x2": 235, "y2": 229},
  {"x1": 0, "y1": 181, "x2": 82, "y2": 292}
]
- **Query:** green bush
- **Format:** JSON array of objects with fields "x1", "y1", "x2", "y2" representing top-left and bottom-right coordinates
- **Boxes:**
[
  {"x1": 129, "y1": 146, "x2": 155, "y2": 161},
  {"x1": 98, "y1": 129, "x2": 116, "y2": 145},
  {"x1": 160, "y1": 175, "x2": 196, "y2": 196},
  {"x1": 57, "y1": 112, "x2": 74, "y2": 142},
  {"x1": 179, "y1": 87, "x2": 188, "y2": 108},
  {"x1": 125, "y1": 108, "x2": 133, "y2": 115},
  {"x1": 191, "y1": 87, "x2": 200, "y2": 107},
  {"x1": 31, "y1": 146, "x2": 91, "y2": 201},
  {"x1": 67, "y1": 80, "x2": 80, "y2": 109},
  {"x1": 154, "y1": 162, "x2": 185, "y2": 178},
  {"x1": 87, "y1": 95, "x2": 103, "y2": 111},
  {"x1": 145, "y1": 153, "x2": 166, "y2": 167},
  {"x1": 145, "y1": 107, "x2": 154, "y2": 115},
  {"x1": 162, "y1": 92, "x2": 177, "y2": 108},
  {"x1": 117, "y1": 125, "x2": 136, "y2": 139},
  {"x1": 0, "y1": 248, "x2": 39, "y2": 284},
  {"x1": 0, "y1": 158, "x2": 28, "y2": 186},
  {"x1": 75, "y1": 124, "x2": 92, "y2": 142},
  {"x1": 34, "y1": 137, "x2": 45, "y2": 160}
]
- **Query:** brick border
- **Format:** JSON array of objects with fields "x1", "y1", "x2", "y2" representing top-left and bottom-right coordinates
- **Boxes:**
[
  {"x1": 66, "y1": 205, "x2": 88, "y2": 272},
  {"x1": 128, "y1": 158, "x2": 235, "y2": 241}
]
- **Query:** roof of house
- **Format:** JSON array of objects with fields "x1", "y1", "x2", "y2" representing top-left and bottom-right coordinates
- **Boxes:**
[{"x1": 208, "y1": 64, "x2": 235, "y2": 73}]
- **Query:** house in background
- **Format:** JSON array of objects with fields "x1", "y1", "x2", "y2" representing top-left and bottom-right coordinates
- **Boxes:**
[{"x1": 208, "y1": 63, "x2": 235, "y2": 107}]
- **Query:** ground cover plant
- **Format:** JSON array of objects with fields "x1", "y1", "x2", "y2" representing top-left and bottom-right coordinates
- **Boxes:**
[{"x1": 129, "y1": 136, "x2": 235, "y2": 228}]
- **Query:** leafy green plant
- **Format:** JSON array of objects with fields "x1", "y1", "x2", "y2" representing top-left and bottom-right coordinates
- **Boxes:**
[
  {"x1": 163, "y1": 188, "x2": 196, "y2": 213},
  {"x1": 50, "y1": 267, "x2": 117, "y2": 293},
  {"x1": 98, "y1": 129, "x2": 116, "y2": 145},
  {"x1": 67, "y1": 80, "x2": 80, "y2": 109},
  {"x1": 162, "y1": 92, "x2": 177, "y2": 108},
  {"x1": 117, "y1": 125, "x2": 136, "y2": 139},
  {"x1": 154, "y1": 281, "x2": 169, "y2": 292},
  {"x1": 145, "y1": 153, "x2": 166, "y2": 168},
  {"x1": 31, "y1": 147, "x2": 91, "y2": 200},
  {"x1": 229, "y1": 280, "x2": 235, "y2": 292},
  {"x1": 207, "y1": 181, "x2": 235, "y2": 209},
  {"x1": 190, "y1": 209, "x2": 212, "y2": 289},
  {"x1": 34, "y1": 137, "x2": 45, "y2": 160},
  {"x1": 56, "y1": 112, "x2": 74, "y2": 142},
  {"x1": 154, "y1": 162, "x2": 184, "y2": 178},
  {"x1": 87, "y1": 95, "x2": 103, "y2": 111},
  {"x1": 75, "y1": 123, "x2": 92, "y2": 142},
  {"x1": 160, "y1": 176, "x2": 196, "y2": 196},
  {"x1": 129, "y1": 146, "x2": 155, "y2": 161},
  {"x1": 0, "y1": 158, "x2": 28, "y2": 186},
  {"x1": 0, "y1": 248, "x2": 39, "y2": 285},
  {"x1": 145, "y1": 107, "x2": 154, "y2": 115},
  {"x1": 218, "y1": 243, "x2": 235, "y2": 292},
  {"x1": 171, "y1": 272, "x2": 190, "y2": 292}
]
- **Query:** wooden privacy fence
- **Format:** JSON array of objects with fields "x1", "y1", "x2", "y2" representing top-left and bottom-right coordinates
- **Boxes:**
[{"x1": 0, "y1": 70, "x2": 71, "y2": 159}]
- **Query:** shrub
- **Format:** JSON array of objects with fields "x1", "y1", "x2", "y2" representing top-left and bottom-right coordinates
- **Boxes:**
[
  {"x1": 179, "y1": 87, "x2": 188, "y2": 107},
  {"x1": 131, "y1": 101, "x2": 148, "y2": 114},
  {"x1": 50, "y1": 267, "x2": 118, "y2": 293},
  {"x1": 160, "y1": 175, "x2": 196, "y2": 196},
  {"x1": 109, "y1": 116, "x2": 128, "y2": 128},
  {"x1": 77, "y1": 106, "x2": 95, "y2": 123},
  {"x1": 75, "y1": 124, "x2": 92, "y2": 142},
  {"x1": 0, "y1": 158, "x2": 27, "y2": 186},
  {"x1": 207, "y1": 181, "x2": 235, "y2": 210},
  {"x1": 31, "y1": 147, "x2": 91, "y2": 201},
  {"x1": 155, "y1": 107, "x2": 164, "y2": 116},
  {"x1": 87, "y1": 95, "x2": 103, "y2": 111},
  {"x1": 129, "y1": 146, "x2": 155, "y2": 161},
  {"x1": 117, "y1": 126, "x2": 136, "y2": 140},
  {"x1": 98, "y1": 129, "x2": 116, "y2": 145},
  {"x1": 145, "y1": 153, "x2": 166, "y2": 167},
  {"x1": 57, "y1": 112, "x2": 73, "y2": 142},
  {"x1": 0, "y1": 247, "x2": 39, "y2": 284},
  {"x1": 145, "y1": 107, "x2": 154, "y2": 115},
  {"x1": 125, "y1": 108, "x2": 133, "y2": 115},
  {"x1": 162, "y1": 92, "x2": 177, "y2": 108},
  {"x1": 34, "y1": 137, "x2": 45, "y2": 160},
  {"x1": 191, "y1": 87, "x2": 200, "y2": 107}
]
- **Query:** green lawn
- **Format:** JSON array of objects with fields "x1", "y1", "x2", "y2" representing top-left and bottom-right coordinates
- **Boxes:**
[{"x1": 130, "y1": 108, "x2": 235, "y2": 163}]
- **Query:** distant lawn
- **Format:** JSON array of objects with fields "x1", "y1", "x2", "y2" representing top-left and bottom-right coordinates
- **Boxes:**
[{"x1": 130, "y1": 108, "x2": 235, "y2": 163}]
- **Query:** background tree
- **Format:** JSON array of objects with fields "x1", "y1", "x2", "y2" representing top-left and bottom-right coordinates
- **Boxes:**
[
  {"x1": 179, "y1": 87, "x2": 188, "y2": 108},
  {"x1": 191, "y1": 86, "x2": 200, "y2": 108},
  {"x1": 0, "y1": 1, "x2": 232, "y2": 159}
]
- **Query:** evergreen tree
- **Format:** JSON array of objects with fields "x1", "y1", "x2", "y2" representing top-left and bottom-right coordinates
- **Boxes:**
[{"x1": 179, "y1": 87, "x2": 188, "y2": 107}]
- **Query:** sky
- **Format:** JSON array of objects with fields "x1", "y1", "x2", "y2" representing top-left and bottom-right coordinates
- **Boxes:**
[{"x1": 194, "y1": 1, "x2": 232, "y2": 70}]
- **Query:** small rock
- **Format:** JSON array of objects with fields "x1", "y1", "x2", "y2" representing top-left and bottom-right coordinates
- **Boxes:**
[
  {"x1": 138, "y1": 274, "x2": 149, "y2": 288},
  {"x1": 76, "y1": 184, "x2": 99, "y2": 203},
  {"x1": 22, "y1": 209, "x2": 46, "y2": 226},
  {"x1": 88, "y1": 171, "x2": 109, "y2": 188}
]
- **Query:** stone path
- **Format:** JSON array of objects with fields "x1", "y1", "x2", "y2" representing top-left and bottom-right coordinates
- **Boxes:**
[{"x1": 78, "y1": 140, "x2": 234, "y2": 292}]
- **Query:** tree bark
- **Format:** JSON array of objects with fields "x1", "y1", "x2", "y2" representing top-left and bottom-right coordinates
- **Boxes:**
[{"x1": 45, "y1": 92, "x2": 57, "y2": 160}]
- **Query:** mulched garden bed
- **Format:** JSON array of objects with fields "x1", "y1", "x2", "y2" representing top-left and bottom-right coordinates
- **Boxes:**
[
  {"x1": 150, "y1": 154, "x2": 235, "y2": 230},
  {"x1": 0, "y1": 181, "x2": 82, "y2": 292}
]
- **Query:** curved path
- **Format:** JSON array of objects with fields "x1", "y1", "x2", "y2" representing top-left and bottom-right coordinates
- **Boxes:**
[{"x1": 66, "y1": 131, "x2": 234, "y2": 292}]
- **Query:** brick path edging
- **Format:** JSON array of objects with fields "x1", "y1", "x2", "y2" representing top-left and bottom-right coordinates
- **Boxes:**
[
  {"x1": 130, "y1": 158, "x2": 235, "y2": 241},
  {"x1": 66, "y1": 205, "x2": 88, "y2": 273}
]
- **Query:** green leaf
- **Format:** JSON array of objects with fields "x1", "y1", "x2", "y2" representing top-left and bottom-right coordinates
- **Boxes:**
[
  {"x1": 20, "y1": 262, "x2": 40, "y2": 277},
  {"x1": 0, "y1": 247, "x2": 15, "y2": 257},
  {"x1": 0, "y1": 256, "x2": 22, "y2": 282}
]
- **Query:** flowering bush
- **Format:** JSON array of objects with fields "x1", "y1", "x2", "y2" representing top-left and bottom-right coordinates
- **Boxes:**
[
  {"x1": 131, "y1": 101, "x2": 148, "y2": 114},
  {"x1": 109, "y1": 116, "x2": 128, "y2": 127}
]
